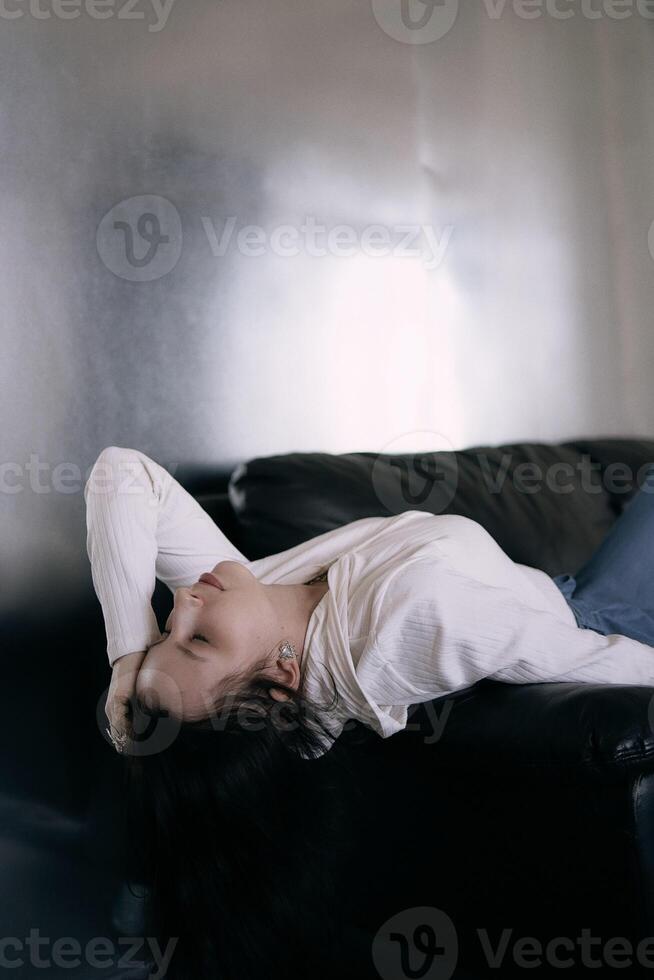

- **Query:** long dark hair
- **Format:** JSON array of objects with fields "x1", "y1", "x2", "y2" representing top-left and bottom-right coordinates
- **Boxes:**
[{"x1": 122, "y1": 659, "x2": 366, "y2": 980}]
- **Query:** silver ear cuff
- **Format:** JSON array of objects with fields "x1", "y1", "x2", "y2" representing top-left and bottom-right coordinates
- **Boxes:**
[{"x1": 278, "y1": 640, "x2": 297, "y2": 660}]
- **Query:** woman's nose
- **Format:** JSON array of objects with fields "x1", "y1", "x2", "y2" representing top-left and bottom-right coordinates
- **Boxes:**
[{"x1": 174, "y1": 586, "x2": 203, "y2": 608}]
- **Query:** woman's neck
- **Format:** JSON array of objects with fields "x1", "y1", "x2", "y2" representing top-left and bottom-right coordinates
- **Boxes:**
[
  {"x1": 264, "y1": 581, "x2": 329, "y2": 667},
  {"x1": 297, "y1": 582, "x2": 329, "y2": 664}
]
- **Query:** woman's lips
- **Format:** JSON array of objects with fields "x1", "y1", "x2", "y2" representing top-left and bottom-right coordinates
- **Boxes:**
[{"x1": 199, "y1": 572, "x2": 223, "y2": 590}]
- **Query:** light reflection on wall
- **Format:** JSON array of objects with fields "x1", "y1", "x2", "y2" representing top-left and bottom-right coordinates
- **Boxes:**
[{"x1": 204, "y1": 248, "x2": 467, "y2": 458}]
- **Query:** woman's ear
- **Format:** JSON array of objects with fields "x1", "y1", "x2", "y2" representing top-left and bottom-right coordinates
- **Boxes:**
[{"x1": 267, "y1": 648, "x2": 301, "y2": 701}]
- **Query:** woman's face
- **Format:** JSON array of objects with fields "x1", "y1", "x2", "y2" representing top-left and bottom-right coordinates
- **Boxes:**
[{"x1": 135, "y1": 561, "x2": 278, "y2": 720}]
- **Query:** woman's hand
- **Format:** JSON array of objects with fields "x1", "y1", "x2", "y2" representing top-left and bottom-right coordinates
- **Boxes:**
[{"x1": 106, "y1": 649, "x2": 147, "y2": 752}]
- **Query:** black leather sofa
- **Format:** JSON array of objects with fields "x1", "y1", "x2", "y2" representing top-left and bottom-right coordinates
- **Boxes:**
[{"x1": 5, "y1": 437, "x2": 654, "y2": 978}]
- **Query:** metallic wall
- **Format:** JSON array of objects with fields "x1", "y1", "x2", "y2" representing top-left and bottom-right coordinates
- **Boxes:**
[{"x1": 2, "y1": 0, "x2": 654, "y2": 609}]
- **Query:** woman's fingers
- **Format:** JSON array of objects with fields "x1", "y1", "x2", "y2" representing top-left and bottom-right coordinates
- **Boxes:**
[
  {"x1": 105, "y1": 694, "x2": 133, "y2": 753},
  {"x1": 105, "y1": 674, "x2": 139, "y2": 752},
  {"x1": 102, "y1": 653, "x2": 146, "y2": 753}
]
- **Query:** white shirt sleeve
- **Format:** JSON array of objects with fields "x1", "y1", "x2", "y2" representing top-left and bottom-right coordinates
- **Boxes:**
[
  {"x1": 370, "y1": 558, "x2": 654, "y2": 705},
  {"x1": 85, "y1": 446, "x2": 247, "y2": 666}
]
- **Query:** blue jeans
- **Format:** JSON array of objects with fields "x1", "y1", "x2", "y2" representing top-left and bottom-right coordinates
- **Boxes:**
[{"x1": 552, "y1": 463, "x2": 654, "y2": 646}]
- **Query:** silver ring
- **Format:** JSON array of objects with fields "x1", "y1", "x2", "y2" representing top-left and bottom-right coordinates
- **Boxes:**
[{"x1": 106, "y1": 724, "x2": 129, "y2": 754}]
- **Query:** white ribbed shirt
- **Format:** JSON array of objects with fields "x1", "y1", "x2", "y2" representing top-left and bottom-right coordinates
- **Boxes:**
[{"x1": 85, "y1": 447, "x2": 654, "y2": 746}]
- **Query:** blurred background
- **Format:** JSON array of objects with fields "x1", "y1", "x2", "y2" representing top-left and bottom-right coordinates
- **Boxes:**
[{"x1": 3, "y1": 0, "x2": 654, "y2": 612}]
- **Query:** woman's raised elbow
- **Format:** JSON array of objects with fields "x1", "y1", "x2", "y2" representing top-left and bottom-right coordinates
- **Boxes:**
[{"x1": 85, "y1": 446, "x2": 144, "y2": 498}]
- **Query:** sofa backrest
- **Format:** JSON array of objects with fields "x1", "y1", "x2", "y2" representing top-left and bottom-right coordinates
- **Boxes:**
[{"x1": 228, "y1": 437, "x2": 654, "y2": 576}]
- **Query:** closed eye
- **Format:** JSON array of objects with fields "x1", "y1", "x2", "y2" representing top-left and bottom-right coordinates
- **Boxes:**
[{"x1": 158, "y1": 629, "x2": 210, "y2": 646}]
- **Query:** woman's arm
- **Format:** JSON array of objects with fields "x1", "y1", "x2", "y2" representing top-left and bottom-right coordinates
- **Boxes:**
[
  {"x1": 369, "y1": 558, "x2": 654, "y2": 708},
  {"x1": 85, "y1": 446, "x2": 247, "y2": 666}
]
